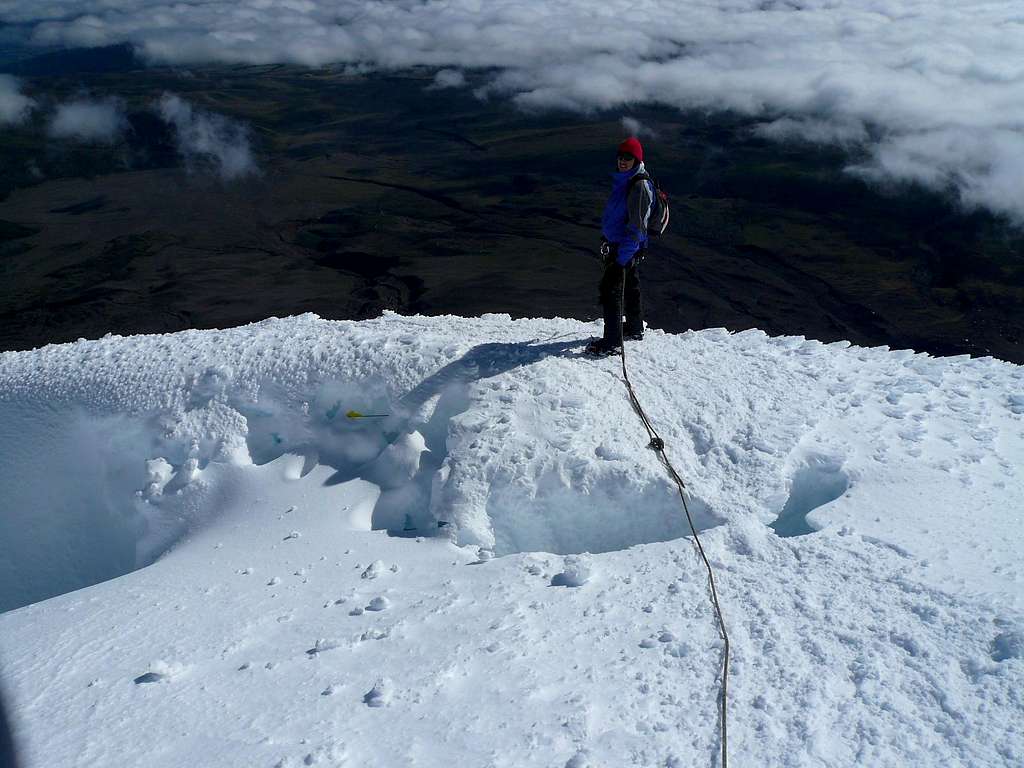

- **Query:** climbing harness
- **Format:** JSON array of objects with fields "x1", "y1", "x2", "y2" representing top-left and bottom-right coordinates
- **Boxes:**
[{"x1": 613, "y1": 279, "x2": 732, "y2": 768}]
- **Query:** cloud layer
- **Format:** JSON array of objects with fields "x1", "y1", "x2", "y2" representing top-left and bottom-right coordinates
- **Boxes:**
[
  {"x1": 3, "y1": 1, "x2": 1024, "y2": 217},
  {"x1": 1, "y1": 82, "x2": 257, "y2": 179},
  {"x1": 47, "y1": 97, "x2": 127, "y2": 142},
  {"x1": 0, "y1": 73, "x2": 34, "y2": 124},
  {"x1": 157, "y1": 93, "x2": 256, "y2": 180}
]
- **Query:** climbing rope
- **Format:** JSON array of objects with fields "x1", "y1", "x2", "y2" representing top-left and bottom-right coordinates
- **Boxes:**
[{"x1": 615, "y1": 276, "x2": 732, "y2": 768}]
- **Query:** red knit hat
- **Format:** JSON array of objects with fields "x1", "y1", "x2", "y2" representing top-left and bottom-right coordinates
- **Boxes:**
[{"x1": 618, "y1": 137, "x2": 644, "y2": 162}]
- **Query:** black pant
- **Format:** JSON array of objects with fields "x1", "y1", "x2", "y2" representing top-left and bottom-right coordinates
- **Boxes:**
[{"x1": 599, "y1": 251, "x2": 644, "y2": 345}]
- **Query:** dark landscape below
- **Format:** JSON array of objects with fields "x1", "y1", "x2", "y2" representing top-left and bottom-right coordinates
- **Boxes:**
[{"x1": 1, "y1": 48, "x2": 1022, "y2": 363}]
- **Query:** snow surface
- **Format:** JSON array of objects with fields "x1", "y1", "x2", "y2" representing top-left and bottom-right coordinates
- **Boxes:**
[{"x1": 0, "y1": 312, "x2": 1022, "y2": 767}]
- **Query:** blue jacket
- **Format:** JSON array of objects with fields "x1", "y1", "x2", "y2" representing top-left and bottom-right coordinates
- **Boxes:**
[{"x1": 601, "y1": 162, "x2": 654, "y2": 266}]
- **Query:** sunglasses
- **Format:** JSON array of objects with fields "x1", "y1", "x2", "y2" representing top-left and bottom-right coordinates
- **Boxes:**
[{"x1": 617, "y1": 153, "x2": 636, "y2": 162}]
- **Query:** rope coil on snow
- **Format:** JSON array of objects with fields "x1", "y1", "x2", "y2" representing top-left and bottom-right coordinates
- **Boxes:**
[{"x1": 615, "y1": 278, "x2": 732, "y2": 768}]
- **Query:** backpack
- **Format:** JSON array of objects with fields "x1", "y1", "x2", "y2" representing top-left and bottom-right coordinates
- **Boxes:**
[{"x1": 628, "y1": 171, "x2": 670, "y2": 237}]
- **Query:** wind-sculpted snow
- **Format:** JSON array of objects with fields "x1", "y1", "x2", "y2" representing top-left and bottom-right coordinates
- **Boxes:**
[
  {"x1": 0, "y1": 313, "x2": 1022, "y2": 765},
  {"x1": 4, "y1": 1, "x2": 1024, "y2": 218},
  {"x1": 0, "y1": 312, "x2": 1022, "y2": 610}
]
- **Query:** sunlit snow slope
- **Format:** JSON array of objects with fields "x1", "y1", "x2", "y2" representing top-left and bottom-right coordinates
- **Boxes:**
[{"x1": 0, "y1": 313, "x2": 1022, "y2": 768}]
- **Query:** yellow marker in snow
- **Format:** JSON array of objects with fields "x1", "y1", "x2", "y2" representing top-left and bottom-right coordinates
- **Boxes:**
[{"x1": 346, "y1": 410, "x2": 388, "y2": 419}]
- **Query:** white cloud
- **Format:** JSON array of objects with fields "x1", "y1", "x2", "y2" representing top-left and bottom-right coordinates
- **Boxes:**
[
  {"x1": 621, "y1": 116, "x2": 657, "y2": 139},
  {"x1": 4, "y1": 1, "x2": 1024, "y2": 217},
  {"x1": 753, "y1": 118, "x2": 868, "y2": 148},
  {"x1": 0, "y1": 74, "x2": 35, "y2": 125},
  {"x1": 47, "y1": 97, "x2": 127, "y2": 143},
  {"x1": 157, "y1": 93, "x2": 257, "y2": 180},
  {"x1": 429, "y1": 69, "x2": 466, "y2": 90},
  {"x1": 850, "y1": 127, "x2": 1024, "y2": 221}
]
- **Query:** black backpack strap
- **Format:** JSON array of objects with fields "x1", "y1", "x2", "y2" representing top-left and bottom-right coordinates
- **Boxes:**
[
  {"x1": 627, "y1": 171, "x2": 652, "y2": 191},
  {"x1": 627, "y1": 172, "x2": 656, "y2": 218}
]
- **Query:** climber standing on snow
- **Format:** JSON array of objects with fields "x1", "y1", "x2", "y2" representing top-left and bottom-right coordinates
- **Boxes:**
[{"x1": 586, "y1": 137, "x2": 655, "y2": 357}]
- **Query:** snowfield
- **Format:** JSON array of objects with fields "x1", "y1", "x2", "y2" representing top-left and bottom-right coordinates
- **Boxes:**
[{"x1": 0, "y1": 313, "x2": 1021, "y2": 767}]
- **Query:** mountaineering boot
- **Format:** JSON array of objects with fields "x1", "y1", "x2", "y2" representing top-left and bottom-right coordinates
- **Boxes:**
[
  {"x1": 623, "y1": 330, "x2": 643, "y2": 341},
  {"x1": 584, "y1": 338, "x2": 621, "y2": 358}
]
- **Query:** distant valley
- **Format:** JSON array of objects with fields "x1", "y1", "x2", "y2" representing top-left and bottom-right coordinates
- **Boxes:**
[{"x1": 1, "y1": 47, "x2": 1022, "y2": 362}]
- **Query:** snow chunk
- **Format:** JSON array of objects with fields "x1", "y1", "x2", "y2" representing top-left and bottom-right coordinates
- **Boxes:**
[
  {"x1": 144, "y1": 458, "x2": 173, "y2": 497},
  {"x1": 991, "y1": 630, "x2": 1024, "y2": 662},
  {"x1": 551, "y1": 555, "x2": 592, "y2": 588}
]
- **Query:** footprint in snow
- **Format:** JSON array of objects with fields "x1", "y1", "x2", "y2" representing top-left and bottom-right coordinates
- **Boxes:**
[
  {"x1": 365, "y1": 596, "x2": 390, "y2": 612},
  {"x1": 469, "y1": 547, "x2": 495, "y2": 565},
  {"x1": 301, "y1": 740, "x2": 346, "y2": 765},
  {"x1": 133, "y1": 660, "x2": 183, "y2": 684},
  {"x1": 306, "y1": 638, "x2": 344, "y2": 656},
  {"x1": 363, "y1": 679, "x2": 392, "y2": 707},
  {"x1": 666, "y1": 643, "x2": 691, "y2": 658},
  {"x1": 133, "y1": 672, "x2": 169, "y2": 684}
]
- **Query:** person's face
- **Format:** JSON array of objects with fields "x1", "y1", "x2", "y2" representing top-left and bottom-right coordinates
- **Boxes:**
[{"x1": 617, "y1": 153, "x2": 637, "y2": 172}]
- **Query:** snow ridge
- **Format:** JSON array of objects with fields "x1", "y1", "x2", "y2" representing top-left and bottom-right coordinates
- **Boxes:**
[{"x1": 0, "y1": 313, "x2": 1022, "y2": 767}]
